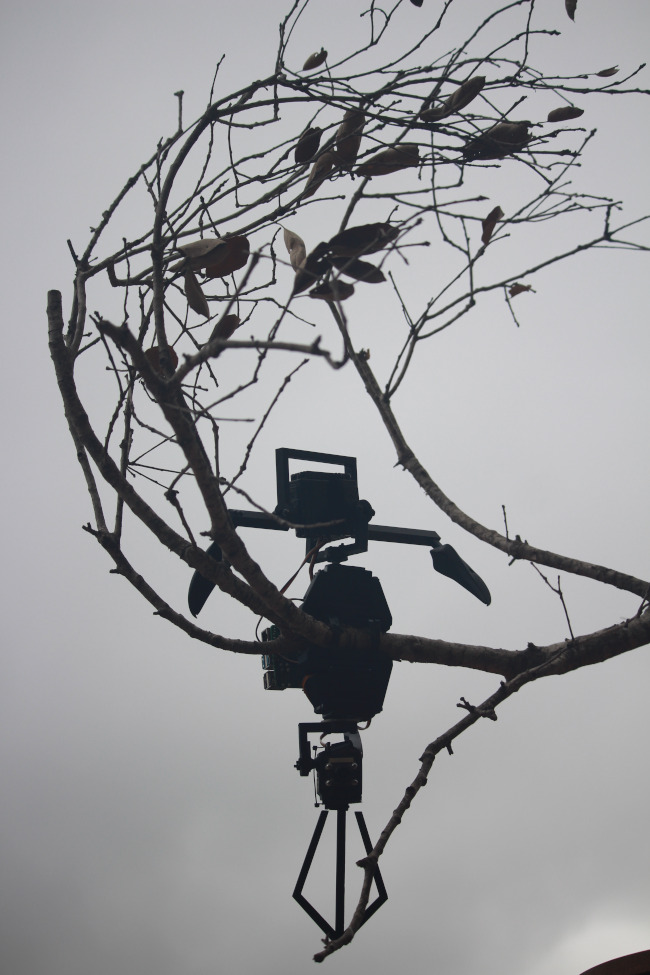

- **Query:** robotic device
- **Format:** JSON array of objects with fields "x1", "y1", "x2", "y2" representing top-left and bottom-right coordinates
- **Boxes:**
[{"x1": 188, "y1": 448, "x2": 491, "y2": 938}]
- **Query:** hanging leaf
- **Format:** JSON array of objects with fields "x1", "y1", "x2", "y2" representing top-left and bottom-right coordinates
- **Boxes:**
[
  {"x1": 300, "y1": 152, "x2": 335, "y2": 200},
  {"x1": 203, "y1": 236, "x2": 250, "y2": 278},
  {"x1": 596, "y1": 66, "x2": 619, "y2": 77},
  {"x1": 508, "y1": 283, "x2": 535, "y2": 298},
  {"x1": 175, "y1": 237, "x2": 225, "y2": 269},
  {"x1": 463, "y1": 121, "x2": 530, "y2": 161},
  {"x1": 327, "y1": 255, "x2": 385, "y2": 283},
  {"x1": 547, "y1": 106, "x2": 584, "y2": 122},
  {"x1": 420, "y1": 76, "x2": 486, "y2": 122},
  {"x1": 283, "y1": 227, "x2": 307, "y2": 271},
  {"x1": 302, "y1": 49, "x2": 327, "y2": 71},
  {"x1": 176, "y1": 236, "x2": 250, "y2": 277},
  {"x1": 410, "y1": 0, "x2": 424, "y2": 6},
  {"x1": 208, "y1": 314, "x2": 241, "y2": 342},
  {"x1": 328, "y1": 223, "x2": 399, "y2": 257},
  {"x1": 336, "y1": 109, "x2": 365, "y2": 167},
  {"x1": 308, "y1": 280, "x2": 355, "y2": 302},
  {"x1": 565, "y1": 0, "x2": 577, "y2": 21},
  {"x1": 184, "y1": 269, "x2": 210, "y2": 317},
  {"x1": 481, "y1": 206, "x2": 504, "y2": 245},
  {"x1": 418, "y1": 106, "x2": 444, "y2": 123},
  {"x1": 294, "y1": 126, "x2": 322, "y2": 164},
  {"x1": 292, "y1": 242, "x2": 330, "y2": 295},
  {"x1": 144, "y1": 345, "x2": 179, "y2": 375},
  {"x1": 448, "y1": 75, "x2": 486, "y2": 113},
  {"x1": 357, "y1": 143, "x2": 420, "y2": 177}
]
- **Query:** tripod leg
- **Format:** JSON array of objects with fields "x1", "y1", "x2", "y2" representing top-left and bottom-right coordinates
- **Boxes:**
[{"x1": 293, "y1": 811, "x2": 337, "y2": 940}]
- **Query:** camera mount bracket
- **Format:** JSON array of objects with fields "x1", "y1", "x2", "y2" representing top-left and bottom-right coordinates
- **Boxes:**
[{"x1": 188, "y1": 447, "x2": 491, "y2": 617}]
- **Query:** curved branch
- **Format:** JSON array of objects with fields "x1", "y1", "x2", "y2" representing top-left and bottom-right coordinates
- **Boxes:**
[
  {"x1": 84, "y1": 524, "x2": 275, "y2": 655},
  {"x1": 329, "y1": 304, "x2": 649, "y2": 599},
  {"x1": 312, "y1": 609, "x2": 650, "y2": 962}
]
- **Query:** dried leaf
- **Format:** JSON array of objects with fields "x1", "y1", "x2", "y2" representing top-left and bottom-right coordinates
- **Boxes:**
[
  {"x1": 448, "y1": 76, "x2": 486, "y2": 113},
  {"x1": 302, "y1": 49, "x2": 327, "y2": 71},
  {"x1": 596, "y1": 66, "x2": 619, "y2": 77},
  {"x1": 292, "y1": 242, "x2": 330, "y2": 295},
  {"x1": 184, "y1": 269, "x2": 210, "y2": 317},
  {"x1": 176, "y1": 237, "x2": 224, "y2": 268},
  {"x1": 300, "y1": 152, "x2": 335, "y2": 200},
  {"x1": 327, "y1": 255, "x2": 385, "y2": 283},
  {"x1": 283, "y1": 227, "x2": 307, "y2": 271},
  {"x1": 309, "y1": 280, "x2": 355, "y2": 302},
  {"x1": 336, "y1": 109, "x2": 365, "y2": 166},
  {"x1": 508, "y1": 283, "x2": 535, "y2": 298},
  {"x1": 208, "y1": 314, "x2": 241, "y2": 342},
  {"x1": 418, "y1": 106, "x2": 445, "y2": 123},
  {"x1": 481, "y1": 206, "x2": 504, "y2": 245},
  {"x1": 463, "y1": 121, "x2": 530, "y2": 161},
  {"x1": 547, "y1": 106, "x2": 585, "y2": 122},
  {"x1": 144, "y1": 345, "x2": 179, "y2": 375},
  {"x1": 328, "y1": 223, "x2": 399, "y2": 257},
  {"x1": 565, "y1": 0, "x2": 577, "y2": 21},
  {"x1": 203, "y1": 236, "x2": 250, "y2": 278},
  {"x1": 421, "y1": 76, "x2": 485, "y2": 122},
  {"x1": 357, "y1": 143, "x2": 420, "y2": 177},
  {"x1": 176, "y1": 236, "x2": 250, "y2": 277},
  {"x1": 294, "y1": 126, "x2": 322, "y2": 164}
]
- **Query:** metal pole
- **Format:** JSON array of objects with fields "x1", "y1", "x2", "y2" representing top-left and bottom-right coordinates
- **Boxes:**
[{"x1": 335, "y1": 808, "x2": 347, "y2": 936}]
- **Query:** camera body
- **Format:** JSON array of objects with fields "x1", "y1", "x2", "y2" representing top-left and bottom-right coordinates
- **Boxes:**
[{"x1": 262, "y1": 563, "x2": 393, "y2": 722}]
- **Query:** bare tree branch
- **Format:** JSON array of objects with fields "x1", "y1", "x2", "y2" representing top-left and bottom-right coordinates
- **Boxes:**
[{"x1": 47, "y1": 0, "x2": 649, "y2": 959}]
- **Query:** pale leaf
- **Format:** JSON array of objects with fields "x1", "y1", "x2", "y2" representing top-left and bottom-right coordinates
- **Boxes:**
[
  {"x1": 184, "y1": 269, "x2": 210, "y2": 317},
  {"x1": 283, "y1": 227, "x2": 307, "y2": 271},
  {"x1": 173, "y1": 237, "x2": 224, "y2": 270}
]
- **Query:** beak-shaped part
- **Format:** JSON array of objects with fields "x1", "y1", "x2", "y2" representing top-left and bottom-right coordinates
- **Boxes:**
[
  {"x1": 430, "y1": 544, "x2": 491, "y2": 605},
  {"x1": 188, "y1": 541, "x2": 223, "y2": 617}
]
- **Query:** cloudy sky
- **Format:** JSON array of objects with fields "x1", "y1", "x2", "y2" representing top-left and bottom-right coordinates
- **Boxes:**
[{"x1": 2, "y1": 1, "x2": 649, "y2": 974}]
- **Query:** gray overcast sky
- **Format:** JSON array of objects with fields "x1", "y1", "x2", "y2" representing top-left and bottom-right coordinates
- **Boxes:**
[{"x1": 1, "y1": 1, "x2": 649, "y2": 974}]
